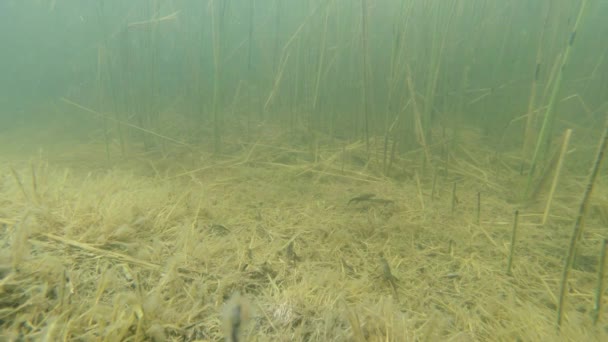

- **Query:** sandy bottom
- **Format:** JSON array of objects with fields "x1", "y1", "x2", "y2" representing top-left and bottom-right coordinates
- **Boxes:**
[{"x1": 1, "y1": 120, "x2": 607, "y2": 341}]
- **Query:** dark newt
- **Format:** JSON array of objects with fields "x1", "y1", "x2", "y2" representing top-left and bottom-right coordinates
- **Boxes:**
[{"x1": 348, "y1": 193, "x2": 394, "y2": 205}]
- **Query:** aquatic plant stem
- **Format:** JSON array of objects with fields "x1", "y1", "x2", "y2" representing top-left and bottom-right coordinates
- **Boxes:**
[
  {"x1": 360, "y1": 0, "x2": 370, "y2": 153},
  {"x1": 450, "y1": 182, "x2": 457, "y2": 214},
  {"x1": 522, "y1": 2, "x2": 551, "y2": 162},
  {"x1": 557, "y1": 124, "x2": 608, "y2": 328},
  {"x1": 506, "y1": 210, "x2": 519, "y2": 276},
  {"x1": 406, "y1": 63, "x2": 431, "y2": 165},
  {"x1": 542, "y1": 129, "x2": 572, "y2": 226},
  {"x1": 211, "y1": 0, "x2": 223, "y2": 153},
  {"x1": 525, "y1": 0, "x2": 588, "y2": 199},
  {"x1": 476, "y1": 192, "x2": 481, "y2": 225},
  {"x1": 593, "y1": 239, "x2": 608, "y2": 325}
]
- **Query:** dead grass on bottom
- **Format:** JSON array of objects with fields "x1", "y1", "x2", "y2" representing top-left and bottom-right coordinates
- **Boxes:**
[{"x1": 0, "y1": 127, "x2": 607, "y2": 341}]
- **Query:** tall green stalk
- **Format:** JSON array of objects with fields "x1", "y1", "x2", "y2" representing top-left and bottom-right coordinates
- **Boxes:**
[
  {"x1": 557, "y1": 124, "x2": 608, "y2": 328},
  {"x1": 312, "y1": 4, "x2": 330, "y2": 128},
  {"x1": 360, "y1": 0, "x2": 370, "y2": 153},
  {"x1": 525, "y1": 0, "x2": 588, "y2": 198},
  {"x1": 211, "y1": 0, "x2": 223, "y2": 153}
]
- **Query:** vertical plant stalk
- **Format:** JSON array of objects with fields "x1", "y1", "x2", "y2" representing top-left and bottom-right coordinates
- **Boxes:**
[
  {"x1": 387, "y1": 137, "x2": 398, "y2": 175},
  {"x1": 415, "y1": 172, "x2": 425, "y2": 212},
  {"x1": 246, "y1": 0, "x2": 255, "y2": 136},
  {"x1": 10, "y1": 167, "x2": 29, "y2": 202},
  {"x1": 384, "y1": 2, "x2": 412, "y2": 173},
  {"x1": 525, "y1": 0, "x2": 588, "y2": 198},
  {"x1": 422, "y1": 0, "x2": 455, "y2": 142},
  {"x1": 386, "y1": 1, "x2": 412, "y2": 130},
  {"x1": 360, "y1": 0, "x2": 370, "y2": 153},
  {"x1": 593, "y1": 239, "x2": 608, "y2": 325},
  {"x1": 263, "y1": 1, "x2": 328, "y2": 113},
  {"x1": 476, "y1": 192, "x2": 481, "y2": 225},
  {"x1": 406, "y1": 64, "x2": 431, "y2": 165},
  {"x1": 522, "y1": 2, "x2": 551, "y2": 161},
  {"x1": 150, "y1": 0, "x2": 162, "y2": 150},
  {"x1": 116, "y1": 29, "x2": 128, "y2": 156},
  {"x1": 273, "y1": 0, "x2": 282, "y2": 72},
  {"x1": 247, "y1": 0, "x2": 255, "y2": 72},
  {"x1": 422, "y1": 1, "x2": 440, "y2": 139},
  {"x1": 450, "y1": 182, "x2": 457, "y2": 214},
  {"x1": 30, "y1": 163, "x2": 39, "y2": 205},
  {"x1": 383, "y1": 114, "x2": 399, "y2": 174},
  {"x1": 211, "y1": 0, "x2": 223, "y2": 153},
  {"x1": 96, "y1": 1, "x2": 125, "y2": 156},
  {"x1": 542, "y1": 129, "x2": 572, "y2": 225},
  {"x1": 293, "y1": 36, "x2": 302, "y2": 130},
  {"x1": 557, "y1": 124, "x2": 608, "y2": 328},
  {"x1": 456, "y1": 66, "x2": 470, "y2": 119},
  {"x1": 311, "y1": 5, "x2": 330, "y2": 129},
  {"x1": 97, "y1": 45, "x2": 111, "y2": 164},
  {"x1": 430, "y1": 168, "x2": 438, "y2": 201},
  {"x1": 506, "y1": 210, "x2": 519, "y2": 276}
]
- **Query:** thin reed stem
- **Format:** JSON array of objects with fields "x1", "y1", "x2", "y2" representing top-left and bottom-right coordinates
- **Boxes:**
[
  {"x1": 542, "y1": 129, "x2": 572, "y2": 225},
  {"x1": 506, "y1": 210, "x2": 519, "y2": 276},
  {"x1": 557, "y1": 124, "x2": 608, "y2": 328}
]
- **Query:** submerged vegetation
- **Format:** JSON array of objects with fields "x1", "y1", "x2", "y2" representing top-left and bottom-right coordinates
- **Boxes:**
[{"x1": 1, "y1": 0, "x2": 608, "y2": 340}]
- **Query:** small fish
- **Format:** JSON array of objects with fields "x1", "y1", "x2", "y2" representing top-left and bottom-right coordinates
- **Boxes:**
[
  {"x1": 341, "y1": 258, "x2": 355, "y2": 275},
  {"x1": 348, "y1": 193, "x2": 395, "y2": 206},
  {"x1": 222, "y1": 292, "x2": 251, "y2": 342},
  {"x1": 380, "y1": 257, "x2": 399, "y2": 301},
  {"x1": 286, "y1": 241, "x2": 300, "y2": 264},
  {"x1": 348, "y1": 193, "x2": 376, "y2": 205},
  {"x1": 210, "y1": 224, "x2": 230, "y2": 236},
  {"x1": 228, "y1": 305, "x2": 241, "y2": 342}
]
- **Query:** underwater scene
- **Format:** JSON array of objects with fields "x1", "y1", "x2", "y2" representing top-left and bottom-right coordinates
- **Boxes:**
[{"x1": 1, "y1": 0, "x2": 608, "y2": 341}]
